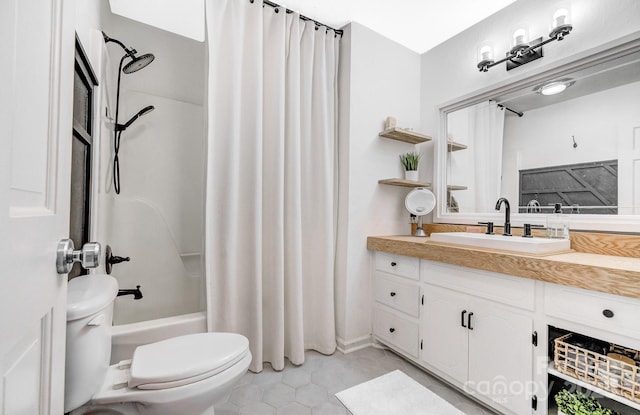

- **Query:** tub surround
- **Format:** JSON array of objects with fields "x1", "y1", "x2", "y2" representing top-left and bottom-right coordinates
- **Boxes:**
[{"x1": 367, "y1": 226, "x2": 640, "y2": 299}]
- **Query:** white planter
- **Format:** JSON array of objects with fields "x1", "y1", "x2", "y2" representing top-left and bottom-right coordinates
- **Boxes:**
[
  {"x1": 557, "y1": 410, "x2": 567, "y2": 415},
  {"x1": 404, "y1": 170, "x2": 419, "y2": 181}
]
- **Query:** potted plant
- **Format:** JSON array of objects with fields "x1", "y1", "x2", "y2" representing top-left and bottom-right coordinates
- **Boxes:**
[
  {"x1": 400, "y1": 151, "x2": 421, "y2": 181},
  {"x1": 554, "y1": 389, "x2": 620, "y2": 415}
]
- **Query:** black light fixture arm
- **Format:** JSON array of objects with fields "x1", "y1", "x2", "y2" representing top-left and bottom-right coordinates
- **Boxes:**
[{"x1": 478, "y1": 24, "x2": 573, "y2": 72}]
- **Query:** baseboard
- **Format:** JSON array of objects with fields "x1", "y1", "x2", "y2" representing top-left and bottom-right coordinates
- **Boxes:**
[{"x1": 336, "y1": 334, "x2": 373, "y2": 354}]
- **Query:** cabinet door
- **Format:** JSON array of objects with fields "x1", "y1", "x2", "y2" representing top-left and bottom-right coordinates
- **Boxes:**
[
  {"x1": 421, "y1": 284, "x2": 469, "y2": 384},
  {"x1": 468, "y1": 299, "x2": 533, "y2": 415}
]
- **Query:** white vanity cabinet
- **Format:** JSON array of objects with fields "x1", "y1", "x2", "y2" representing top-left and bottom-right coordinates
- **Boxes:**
[
  {"x1": 420, "y1": 260, "x2": 536, "y2": 415},
  {"x1": 372, "y1": 253, "x2": 421, "y2": 358}
]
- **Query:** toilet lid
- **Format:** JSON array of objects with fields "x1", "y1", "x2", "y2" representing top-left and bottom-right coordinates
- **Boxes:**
[{"x1": 128, "y1": 332, "x2": 249, "y2": 390}]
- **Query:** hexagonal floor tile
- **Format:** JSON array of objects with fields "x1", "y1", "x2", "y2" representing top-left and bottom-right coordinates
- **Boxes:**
[
  {"x1": 252, "y1": 367, "x2": 284, "y2": 387},
  {"x1": 282, "y1": 367, "x2": 311, "y2": 388},
  {"x1": 277, "y1": 402, "x2": 311, "y2": 415},
  {"x1": 238, "y1": 402, "x2": 275, "y2": 415},
  {"x1": 262, "y1": 383, "x2": 295, "y2": 408},
  {"x1": 295, "y1": 383, "x2": 328, "y2": 407},
  {"x1": 229, "y1": 383, "x2": 263, "y2": 407}
]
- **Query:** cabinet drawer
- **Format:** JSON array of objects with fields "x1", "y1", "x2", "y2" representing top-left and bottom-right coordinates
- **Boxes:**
[
  {"x1": 374, "y1": 273, "x2": 420, "y2": 317},
  {"x1": 375, "y1": 253, "x2": 419, "y2": 280},
  {"x1": 545, "y1": 283, "x2": 640, "y2": 340},
  {"x1": 421, "y1": 260, "x2": 535, "y2": 311},
  {"x1": 373, "y1": 305, "x2": 419, "y2": 357}
]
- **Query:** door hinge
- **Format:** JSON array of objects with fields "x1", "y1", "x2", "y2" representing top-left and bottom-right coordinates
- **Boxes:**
[
  {"x1": 420, "y1": 339, "x2": 423, "y2": 350},
  {"x1": 421, "y1": 294, "x2": 424, "y2": 305},
  {"x1": 532, "y1": 331, "x2": 538, "y2": 347},
  {"x1": 531, "y1": 395, "x2": 538, "y2": 410}
]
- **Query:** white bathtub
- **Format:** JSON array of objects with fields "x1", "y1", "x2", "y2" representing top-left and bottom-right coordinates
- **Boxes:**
[{"x1": 110, "y1": 312, "x2": 207, "y2": 364}]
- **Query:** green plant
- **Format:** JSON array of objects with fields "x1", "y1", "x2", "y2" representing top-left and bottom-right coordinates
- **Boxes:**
[
  {"x1": 554, "y1": 389, "x2": 620, "y2": 415},
  {"x1": 399, "y1": 151, "x2": 421, "y2": 171}
]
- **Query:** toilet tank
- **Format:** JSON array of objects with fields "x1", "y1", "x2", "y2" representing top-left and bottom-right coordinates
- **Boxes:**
[{"x1": 64, "y1": 274, "x2": 119, "y2": 413}]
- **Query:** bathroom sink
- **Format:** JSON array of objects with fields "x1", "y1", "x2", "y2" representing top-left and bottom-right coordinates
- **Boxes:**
[{"x1": 429, "y1": 232, "x2": 570, "y2": 254}]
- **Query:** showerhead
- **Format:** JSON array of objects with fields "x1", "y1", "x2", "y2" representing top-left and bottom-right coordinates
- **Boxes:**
[
  {"x1": 102, "y1": 31, "x2": 155, "y2": 74},
  {"x1": 123, "y1": 53, "x2": 155, "y2": 74},
  {"x1": 116, "y1": 105, "x2": 155, "y2": 131}
]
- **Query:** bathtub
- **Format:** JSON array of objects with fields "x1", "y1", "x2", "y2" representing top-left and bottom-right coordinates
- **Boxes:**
[{"x1": 110, "y1": 312, "x2": 207, "y2": 364}]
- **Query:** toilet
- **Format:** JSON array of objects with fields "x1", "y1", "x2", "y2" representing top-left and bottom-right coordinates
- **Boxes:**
[{"x1": 64, "y1": 274, "x2": 251, "y2": 415}]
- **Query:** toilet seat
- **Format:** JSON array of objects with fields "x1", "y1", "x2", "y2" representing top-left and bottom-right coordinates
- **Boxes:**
[
  {"x1": 128, "y1": 332, "x2": 249, "y2": 390},
  {"x1": 87, "y1": 332, "x2": 252, "y2": 409}
]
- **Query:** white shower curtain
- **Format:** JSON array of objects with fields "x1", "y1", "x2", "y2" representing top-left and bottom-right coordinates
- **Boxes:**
[
  {"x1": 468, "y1": 101, "x2": 505, "y2": 212},
  {"x1": 204, "y1": 0, "x2": 339, "y2": 372}
]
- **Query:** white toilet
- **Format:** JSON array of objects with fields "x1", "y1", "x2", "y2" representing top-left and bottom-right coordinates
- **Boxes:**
[{"x1": 64, "y1": 274, "x2": 251, "y2": 415}]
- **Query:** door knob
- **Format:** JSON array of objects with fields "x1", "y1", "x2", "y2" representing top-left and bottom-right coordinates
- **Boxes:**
[{"x1": 57, "y1": 239, "x2": 101, "y2": 274}]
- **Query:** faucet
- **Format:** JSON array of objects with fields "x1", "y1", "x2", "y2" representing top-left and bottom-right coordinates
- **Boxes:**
[
  {"x1": 117, "y1": 285, "x2": 143, "y2": 300},
  {"x1": 495, "y1": 197, "x2": 511, "y2": 236}
]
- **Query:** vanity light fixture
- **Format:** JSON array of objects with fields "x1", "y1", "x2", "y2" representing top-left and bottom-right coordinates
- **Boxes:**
[
  {"x1": 534, "y1": 78, "x2": 575, "y2": 95},
  {"x1": 477, "y1": 8, "x2": 573, "y2": 72}
]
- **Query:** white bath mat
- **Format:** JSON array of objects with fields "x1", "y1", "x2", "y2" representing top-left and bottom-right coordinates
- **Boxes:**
[{"x1": 335, "y1": 370, "x2": 465, "y2": 415}]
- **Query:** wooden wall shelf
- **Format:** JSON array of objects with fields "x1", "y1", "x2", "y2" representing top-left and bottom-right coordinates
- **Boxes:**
[
  {"x1": 447, "y1": 185, "x2": 468, "y2": 191},
  {"x1": 447, "y1": 141, "x2": 467, "y2": 152},
  {"x1": 379, "y1": 128, "x2": 432, "y2": 144},
  {"x1": 379, "y1": 179, "x2": 432, "y2": 188}
]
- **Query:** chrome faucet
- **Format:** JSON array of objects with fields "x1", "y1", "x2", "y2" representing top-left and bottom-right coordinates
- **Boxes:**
[{"x1": 495, "y1": 197, "x2": 511, "y2": 236}]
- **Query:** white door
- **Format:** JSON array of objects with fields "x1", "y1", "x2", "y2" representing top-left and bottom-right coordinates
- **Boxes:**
[
  {"x1": 421, "y1": 284, "x2": 469, "y2": 384},
  {"x1": 0, "y1": 0, "x2": 75, "y2": 414},
  {"x1": 617, "y1": 122, "x2": 640, "y2": 215},
  {"x1": 468, "y1": 299, "x2": 533, "y2": 415}
]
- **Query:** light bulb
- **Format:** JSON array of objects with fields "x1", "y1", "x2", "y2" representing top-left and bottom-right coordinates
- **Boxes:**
[
  {"x1": 549, "y1": 8, "x2": 573, "y2": 40},
  {"x1": 513, "y1": 28, "x2": 528, "y2": 47},
  {"x1": 552, "y1": 8, "x2": 570, "y2": 30},
  {"x1": 479, "y1": 45, "x2": 493, "y2": 62}
]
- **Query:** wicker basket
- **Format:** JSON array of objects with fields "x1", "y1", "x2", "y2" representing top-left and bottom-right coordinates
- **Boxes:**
[{"x1": 554, "y1": 333, "x2": 640, "y2": 403}]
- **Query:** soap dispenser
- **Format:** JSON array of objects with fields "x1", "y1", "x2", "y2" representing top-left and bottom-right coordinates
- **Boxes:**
[{"x1": 546, "y1": 203, "x2": 569, "y2": 239}]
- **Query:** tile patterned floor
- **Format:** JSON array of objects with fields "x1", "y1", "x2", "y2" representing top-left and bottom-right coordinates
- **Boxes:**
[{"x1": 215, "y1": 347, "x2": 497, "y2": 414}]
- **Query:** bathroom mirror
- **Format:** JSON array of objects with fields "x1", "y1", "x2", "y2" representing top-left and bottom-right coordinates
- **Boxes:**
[{"x1": 436, "y1": 37, "x2": 640, "y2": 232}]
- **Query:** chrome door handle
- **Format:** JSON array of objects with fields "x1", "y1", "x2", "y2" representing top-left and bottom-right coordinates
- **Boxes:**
[{"x1": 57, "y1": 239, "x2": 101, "y2": 274}]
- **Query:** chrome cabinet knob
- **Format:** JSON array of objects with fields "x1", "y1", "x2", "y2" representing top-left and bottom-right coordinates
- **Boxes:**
[{"x1": 56, "y1": 239, "x2": 102, "y2": 274}]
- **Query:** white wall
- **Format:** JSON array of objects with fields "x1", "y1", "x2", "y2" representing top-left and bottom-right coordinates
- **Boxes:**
[
  {"x1": 75, "y1": 0, "x2": 112, "y2": 72},
  {"x1": 336, "y1": 23, "x2": 422, "y2": 350},
  {"x1": 421, "y1": 0, "x2": 640, "y2": 207}
]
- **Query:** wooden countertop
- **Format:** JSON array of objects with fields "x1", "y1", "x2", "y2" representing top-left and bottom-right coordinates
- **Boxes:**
[{"x1": 367, "y1": 235, "x2": 640, "y2": 299}]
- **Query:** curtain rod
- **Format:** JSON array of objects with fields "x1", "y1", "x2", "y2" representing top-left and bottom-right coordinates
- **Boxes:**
[
  {"x1": 256, "y1": 0, "x2": 344, "y2": 36},
  {"x1": 497, "y1": 104, "x2": 524, "y2": 117}
]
